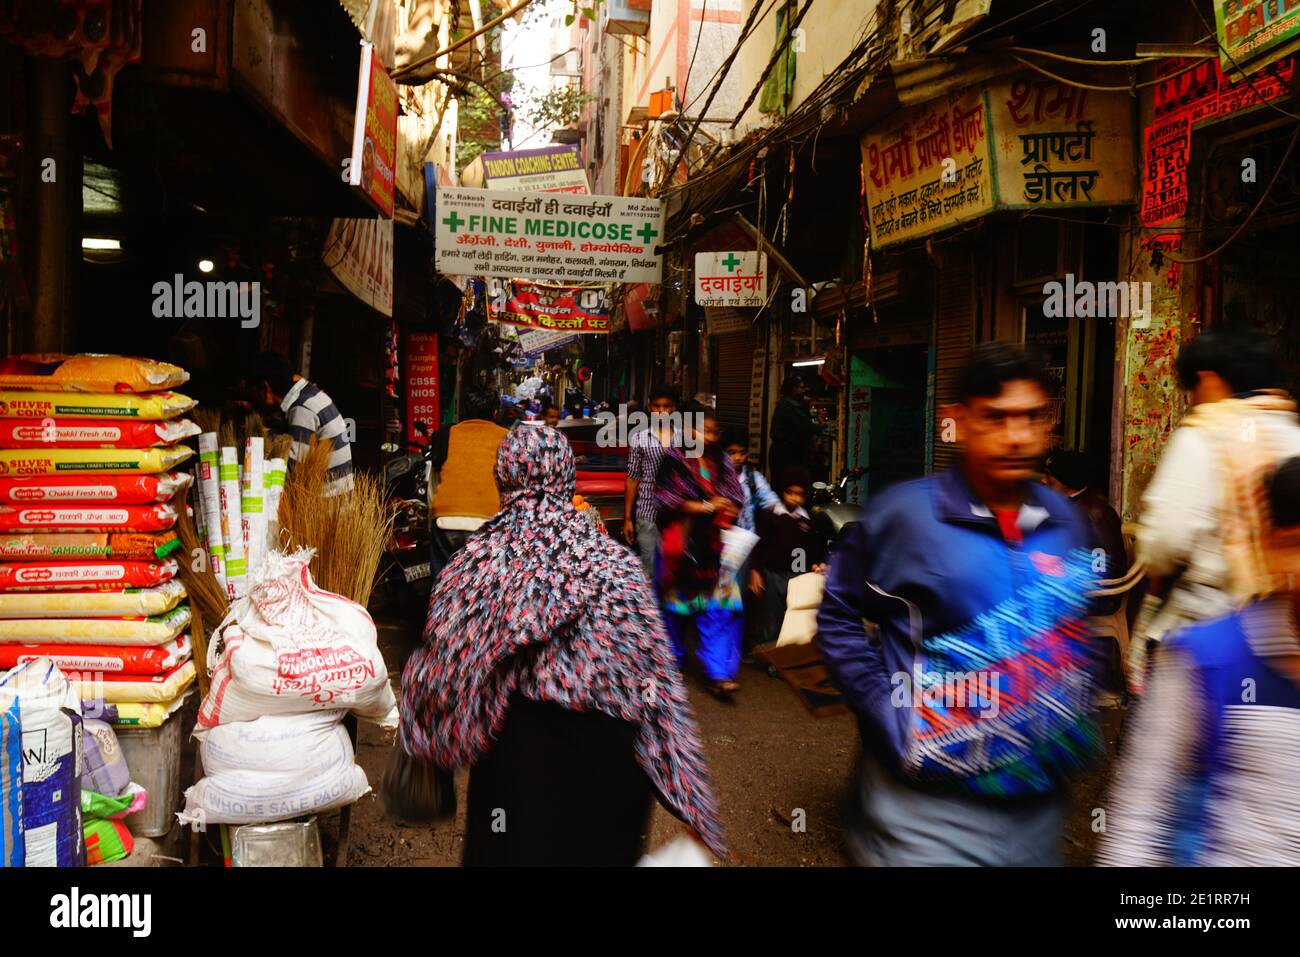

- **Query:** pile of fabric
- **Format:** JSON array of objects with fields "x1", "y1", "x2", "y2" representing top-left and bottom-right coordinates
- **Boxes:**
[{"x1": 0, "y1": 355, "x2": 199, "y2": 734}]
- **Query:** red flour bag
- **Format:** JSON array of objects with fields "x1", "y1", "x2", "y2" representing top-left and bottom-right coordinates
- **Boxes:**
[
  {"x1": 199, "y1": 550, "x2": 396, "y2": 730},
  {"x1": 0, "y1": 503, "x2": 177, "y2": 532},
  {"x1": 0, "y1": 472, "x2": 191, "y2": 504},
  {"x1": 0, "y1": 418, "x2": 200, "y2": 449},
  {"x1": 0, "y1": 634, "x2": 192, "y2": 675},
  {"x1": 0, "y1": 558, "x2": 177, "y2": 591}
]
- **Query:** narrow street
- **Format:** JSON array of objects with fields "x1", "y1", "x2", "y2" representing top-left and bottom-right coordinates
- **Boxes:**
[{"x1": 344, "y1": 619, "x2": 1119, "y2": 867}]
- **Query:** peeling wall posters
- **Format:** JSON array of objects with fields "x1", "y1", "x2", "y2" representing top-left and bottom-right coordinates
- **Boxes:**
[
  {"x1": 862, "y1": 87, "x2": 994, "y2": 246},
  {"x1": 1140, "y1": 114, "x2": 1191, "y2": 227},
  {"x1": 1152, "y1": 55, "x2": 1295, "y2": 125}
]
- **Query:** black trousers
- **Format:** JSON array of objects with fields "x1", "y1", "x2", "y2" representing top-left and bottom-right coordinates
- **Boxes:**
[{"x1": 463, "y1": 695, "x2": 654, "y2": 867}]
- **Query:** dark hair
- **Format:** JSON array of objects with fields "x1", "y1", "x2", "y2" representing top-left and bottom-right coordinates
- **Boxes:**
[
  {"x1": 780, "y1": 373, "x2": 804, "y2": 397},
  {"x1": 1175, "y1": 324, "x2": 1282, "y2": 393},
  {"x1": 681, "y1": 399, "x2": 714, "y2": 419},
  {"x1": 1269, "y1": 455, "x2": 1300, "y2": 528},
  {"x1": 543, "y1": 402, "x2": 561, "y2": 414},
  {"x1": 462, "y1": 385, "x2": 499, "y2": 422},
  {"x1": 1044, "y1": 450, "x2": 1093, "y2": 491},
  {"x1": 248, "y1": 352, "x2": 296, "y2": 397},
  {"x1": 722, "y1": 426, "x2": 748, "y2": 449},
  {"x1": 776, "y1": 465, "x2": 812, "y2": 494},
  {"x1": 647, "y1": 383, "x2": 679, "y2": 406},
  {"x1": 957, "y1": 341, "x2": 1051, "y2": 403}
]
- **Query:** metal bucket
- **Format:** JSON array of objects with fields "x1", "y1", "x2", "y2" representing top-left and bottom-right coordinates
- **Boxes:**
[
  {"x1": 230, "y1": 818, "x2": 323, "y2": 867},
  {"x1": 114, "y1": 714, "x2": 182, "y2": 838}
]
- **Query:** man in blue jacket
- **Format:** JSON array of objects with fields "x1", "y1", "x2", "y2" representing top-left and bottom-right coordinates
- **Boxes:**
[{"x1": 816, "y1": 342, "x2": 1098, "y2": 866}]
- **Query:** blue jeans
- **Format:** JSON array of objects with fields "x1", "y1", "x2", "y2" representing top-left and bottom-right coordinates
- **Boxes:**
[{"x1": 635, "y1": 518, "x2": 660, "y2": 582}]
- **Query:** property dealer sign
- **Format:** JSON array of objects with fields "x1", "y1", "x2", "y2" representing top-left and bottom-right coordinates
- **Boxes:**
[{"x1": 435, "y1": 187, "x2": 664, "y2": 285}]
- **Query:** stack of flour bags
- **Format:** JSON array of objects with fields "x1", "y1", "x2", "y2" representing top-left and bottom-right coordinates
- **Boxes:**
[
  {"x1": 180, "y1": 549, "x2": 397, "y2": 829},
  {"x1": 0, "y1": 354, "x2": 197, "y2": 726}
]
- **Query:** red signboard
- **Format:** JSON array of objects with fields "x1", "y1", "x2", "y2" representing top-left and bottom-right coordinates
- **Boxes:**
[
  {"x1": 1152, "y1": 56, "x2": 1295, "y2": 126},
  {"x1": 487, "y1": 280, "x2": 611, "y2": 334},
  {"x1": 349, "y1": 40, "x2": 398, "y2": 218},
  {"x1": 1140, "y1": 114, "x2": 1191, "y2": 227},
  {"x1": 405, "y1": 332, "x2": 439, "y2": 445}
]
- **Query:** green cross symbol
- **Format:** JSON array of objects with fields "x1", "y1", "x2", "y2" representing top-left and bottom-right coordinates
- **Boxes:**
[
  {"x1": 443, "y1": 211, "x2": 465, "y2": 231},
  {"x1": 722, "y1": 253, "x2": 741, "y2": 272},
  {"x1": 637, "y1": 222, "x2": 659, "y2": 244}
]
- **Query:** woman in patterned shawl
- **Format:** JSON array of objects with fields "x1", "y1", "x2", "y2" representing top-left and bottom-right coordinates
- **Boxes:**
[
  {"x1": 400, "y1": 422, "x2": 725, "y2": 865},
  {"x1": 655, "y1": 403, "x2": 747, "y2": 697}
]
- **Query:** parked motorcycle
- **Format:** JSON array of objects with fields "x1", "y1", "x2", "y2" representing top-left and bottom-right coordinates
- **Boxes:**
[
  {"x1": 371, "y1": 422, "x2": 435, "y2": 620},
  {"x1": 809, "y1": 466, "x2": 867, "y2": 550}
]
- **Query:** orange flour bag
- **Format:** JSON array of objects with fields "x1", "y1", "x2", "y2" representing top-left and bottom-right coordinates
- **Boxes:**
[
  {"x1": 0, "y1": 503, "x2": 177, "y2": 532},
  {"x1": 0, "y1": 558, "x2": 177, "y2": 591},
  {"x1": 0, "y1": 354, "x2": 189, "y2": 393},
  {"x1": 0, "y1": 418, "x2": 200, "y2": 449},
  {"x1": 0, "y1": 472, "x2": 192, "y2": 504}
]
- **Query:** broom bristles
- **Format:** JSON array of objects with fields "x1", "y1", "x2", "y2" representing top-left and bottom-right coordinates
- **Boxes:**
[
  {"x1": 175, "y1": 501, "x2": 230, "y2": 627},
  {"x1": 277, "y1": 438, "x2": 395, "y2": 606}
]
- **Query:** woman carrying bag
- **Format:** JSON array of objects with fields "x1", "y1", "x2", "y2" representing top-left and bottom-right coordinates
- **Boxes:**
[{"x1": 655, "y1": 404, "x2": 747, "y2": 698}]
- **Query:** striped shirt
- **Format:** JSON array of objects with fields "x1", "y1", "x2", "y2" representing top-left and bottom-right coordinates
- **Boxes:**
[
  {"x1": 282, "y1": 378, "x2": 354, "y2": 496},
  {"x1": 626, "y1": 426, "x2": 675, "y2": 523}
]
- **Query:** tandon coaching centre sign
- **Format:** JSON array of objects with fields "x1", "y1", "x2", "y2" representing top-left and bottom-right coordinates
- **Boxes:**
[{"x1": 435, "y1": 186, "x2": 664, "y2": 285}]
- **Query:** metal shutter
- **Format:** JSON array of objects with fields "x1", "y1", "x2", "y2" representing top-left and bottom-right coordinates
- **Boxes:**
[
  {"x1": 932, "y1": 248, "x2": 973, "y2": 474},
  {"x1": 715, "y1": 328, "x2": 755, "y2": 437}
]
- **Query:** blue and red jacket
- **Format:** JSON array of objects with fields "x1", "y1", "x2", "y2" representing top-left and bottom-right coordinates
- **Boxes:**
[{"x1": 816, "y1": 467, "x2": 1100, "y2": 775}]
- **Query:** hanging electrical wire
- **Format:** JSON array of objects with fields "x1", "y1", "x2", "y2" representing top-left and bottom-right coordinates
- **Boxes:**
[
  {"x1": 730, "y1": 0, "x2": 817, "y2": 128},
  {"x1": 1163, "y1": 120, "x2": 1300, "y2": 264}
]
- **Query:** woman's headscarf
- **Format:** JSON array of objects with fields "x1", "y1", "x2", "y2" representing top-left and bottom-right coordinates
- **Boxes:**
[{"x1": 399, "y1": 423, "x2": 725, "y2": 856}]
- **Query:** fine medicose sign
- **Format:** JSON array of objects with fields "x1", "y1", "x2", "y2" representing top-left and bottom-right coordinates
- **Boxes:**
[
  {"x1": 694, "y1": 251, "x2": 768, "y2": 307},
  {"x1": 435, "y1": 187, "x2": 664, "y2": 285}
]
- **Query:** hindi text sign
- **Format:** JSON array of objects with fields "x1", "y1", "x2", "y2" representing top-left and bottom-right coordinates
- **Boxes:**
[
  {"x1": 1215, "y1": 0, "x2": 1300, "y2": 75},
  {"x1": 694, "y1": 252, "x2": 768, "y2": 307},
  {"x1": 988, "y1": 74, "x2": 1136, "y2": 210},
  {"x1": 435, "y1": 187, "x2": 664, "y2": 285},
  {"x1": 861, "y1": 87, "x2": 995, "y2": 247},
  {"x1": 487, "y1": 280, "x2": 611, "y2": 334}
]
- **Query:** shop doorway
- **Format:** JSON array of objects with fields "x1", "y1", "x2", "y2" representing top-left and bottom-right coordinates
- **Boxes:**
[{"x1": 845, "y1": 344, "x2": 929, "y2": 502}]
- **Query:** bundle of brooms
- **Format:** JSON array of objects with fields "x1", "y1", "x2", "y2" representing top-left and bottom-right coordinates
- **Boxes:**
[
  {"x1": 177, "y1": 426, "x2": 392, "y2": 693},
  {"x1": 273, "y1": 438, "x2": 396, "y2": 607}
]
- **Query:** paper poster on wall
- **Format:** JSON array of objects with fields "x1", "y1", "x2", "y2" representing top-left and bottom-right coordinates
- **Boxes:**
[
  {"x1": 404, "y1": 332, "x2": 438, "y2": 445},
  {"x1": 1140, "y1": 114, "x2": 1191, "y2": 227}
]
